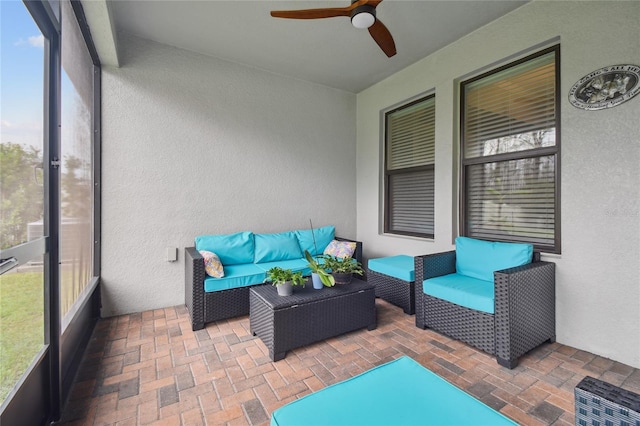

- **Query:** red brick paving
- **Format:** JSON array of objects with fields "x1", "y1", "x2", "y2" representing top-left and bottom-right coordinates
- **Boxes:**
[{"x1": 60, "y1": 300, "x2": 640, "y2": 425}]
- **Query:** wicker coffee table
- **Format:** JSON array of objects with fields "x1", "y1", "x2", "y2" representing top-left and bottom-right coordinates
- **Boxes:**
[{"x1": 249, "y1": 278, "x2": 376, "y2": 361}]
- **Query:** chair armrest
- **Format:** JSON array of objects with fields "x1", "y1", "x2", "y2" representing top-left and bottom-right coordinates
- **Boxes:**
[
  {"x1": 335, "y1": 236, "x2": 363, "y2": 265},
  {"x1": 414, "y1": 250, "x2": 456, "y2": 328},
  {"x1": 185, "y1": 247, "x2": 206, "y2": 330},
  {"x1": 494, "y1": 260, "x2": 556, "y2": 366},
  {"x1": 414, "y1": 250, "x2": 456, "y2": 284}
]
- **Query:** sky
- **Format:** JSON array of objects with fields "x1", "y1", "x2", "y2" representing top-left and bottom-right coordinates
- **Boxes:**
[{"x1": 1, "y1": 0, "x2": 45, "y2": 150}]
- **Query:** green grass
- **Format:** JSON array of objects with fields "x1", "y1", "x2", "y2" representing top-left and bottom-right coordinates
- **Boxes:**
[{"x1": 0, "y1": 270, "x2": 44, "y2": 405}]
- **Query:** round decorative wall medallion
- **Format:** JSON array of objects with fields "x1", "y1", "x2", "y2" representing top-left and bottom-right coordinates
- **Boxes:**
[{"x1": 568, "y1": 64, "x2": 640, "y2": 110}]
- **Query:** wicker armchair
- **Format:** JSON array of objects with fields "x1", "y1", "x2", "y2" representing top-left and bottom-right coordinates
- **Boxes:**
[
  {"x1": 414, "y1": 250, "x2": 555, "y2": 368},
  {"x1": 185, "y1": 237, "x2": 362, "y2": 331}
]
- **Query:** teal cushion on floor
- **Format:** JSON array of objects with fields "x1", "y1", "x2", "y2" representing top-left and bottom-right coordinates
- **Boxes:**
[
  {"x1": 455, "y1": 236, "x2": 533, "y2": 282},
  {"x1": 203, "y1": 263, "x2": 265, "y2": 292},
  {"x1": 254, "y1": 231, "x2": 302, "y2": 263},
  {"x1": 195, "y1": 232, "x2": 255, "y2": 266},
  {"x1": 295, "y1": 226, "x2": 335, "y2": 256},
  {"x1": 270, "y1": 356, "x2": 517, "y2": 426},
  {"x1": 368, "y1": 255, "x2": 414, "y2": 282},
  {"x1": 424, "y1": 273, "x2": 494, "y2": 314}
]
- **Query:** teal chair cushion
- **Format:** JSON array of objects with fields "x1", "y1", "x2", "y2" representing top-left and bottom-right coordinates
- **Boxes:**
[
  {"x1": 455, "y1": 236, "x2": 532, "y2": 282},
  {"x1": 270, "y1": 356, "x2": 517, "y2": 426},
  {"x1": 195, "y1": 232, "x2": 254, "y2": 266},
  {"x1": 368, "y1": 255, "x2": 414, "y2": 282},
  {"x1": 254, "y1": 231, "x2": 302, "y2": 263},
  {"x1": 424, "y1": 273, "x2": 494, "y2": 314}
]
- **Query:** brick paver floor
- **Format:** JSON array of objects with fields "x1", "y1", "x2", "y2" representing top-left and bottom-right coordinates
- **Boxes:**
[{"x1": 60, "y1": 299, "x2": 640, "y2": 425}]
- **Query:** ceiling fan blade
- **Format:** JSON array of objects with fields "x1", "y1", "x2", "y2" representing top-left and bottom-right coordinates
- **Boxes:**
[
  {"x1": 368, "y1": 19, "x2": 396, "y2": 57},
  {"x1": 270, "y1": 7, "x2": 352, "y2": 20}
]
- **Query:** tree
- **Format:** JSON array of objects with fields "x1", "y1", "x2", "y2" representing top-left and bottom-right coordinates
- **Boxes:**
[{"x1": 0, "y1": 143, "x2": 43, "y2": 249}]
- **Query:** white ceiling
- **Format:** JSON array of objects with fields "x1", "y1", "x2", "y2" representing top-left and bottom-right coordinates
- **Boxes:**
[{"x1": 105, "y1": 0, "x2": 528, "y2": 93}]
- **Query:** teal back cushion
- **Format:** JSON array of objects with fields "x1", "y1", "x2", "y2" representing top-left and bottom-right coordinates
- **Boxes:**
[
  {"x1": 295, "y1": 225, "x2": 335, "y2": 256},
  {"x1": 254, "y1": 231, "x2": 303, "y2": 263},
  {"x1": 455, "y1": 236, "x2": 533, "y2": 282},
  {"x1": 195, "y1": 232, "x2": 254, "y2": 266}
]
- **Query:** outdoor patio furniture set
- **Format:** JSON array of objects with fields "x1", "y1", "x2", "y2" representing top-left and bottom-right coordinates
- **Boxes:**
[
  {"x1": 184, "y1": 225, "x2": 362, "y2": 331},
  {"x1": 185, "y1": 230, "x2": 639, "y2": 425}
]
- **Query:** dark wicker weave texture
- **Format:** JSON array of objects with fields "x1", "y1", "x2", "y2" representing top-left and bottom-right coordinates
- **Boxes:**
[
  {"x1": 575, "y1": 376, "x2": 640, "y2": 426},
  {"x1": 249, "y1": 279, "x2": 376, "y2": 361},
  {"x1": 184, "y1": 237, "x2": 363, "y2": 331},
  {"x1": 414, "y1": 250, "x2": 555, "y2": 368},
  {"x1": 369, "y1": 270, "x2": 415, "y2": 315}
]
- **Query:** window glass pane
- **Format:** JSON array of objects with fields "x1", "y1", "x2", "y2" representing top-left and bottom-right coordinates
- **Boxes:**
[
  {"x1": 60, "y1": 0, "x2": 94, "y2": 320},
  {"x1": 461, "y1": 47, "x2": 559, "y2": 253},
  {"x1": 464, "y1": 52, "x2": 556, "y2": 159},
  {"x1": 388, "y1": 169, "x2": 434, "y2": 235},
  {"x1": 0, "y1": 1, "x2": 45, "y2": 404},
  {"x1": 465, "y1": 156, "x2": 556, "y2": 248},
  {"x1": 387, "y1": 97, "x2": 435, "y2": 170},
  {"x1": 385, "y1": 95, "x2": 435, "y2": 237}
]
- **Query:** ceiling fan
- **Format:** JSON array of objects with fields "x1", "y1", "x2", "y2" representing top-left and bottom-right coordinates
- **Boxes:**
[{"x1": 270, "y1": 0, "x2": 396, "y2": 57}]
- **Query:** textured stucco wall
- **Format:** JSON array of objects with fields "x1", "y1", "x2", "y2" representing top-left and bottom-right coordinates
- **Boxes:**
[
  {"x1": 101, "y1": 34, "x2": 356, "y2": 316},
  {"x1": 356, "y1": 1, "x2": 640, "y2": 367}
]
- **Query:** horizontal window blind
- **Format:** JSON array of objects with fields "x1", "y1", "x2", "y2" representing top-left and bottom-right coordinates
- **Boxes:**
[
  {"x1": 388, "y1": 169, "x2": 434, "y2": 236},
  {"x1": 385, "y1": 95, "x2": 435, "y2": 237},
  {"x1": 464, "y1": 51, "x2": 556, "y2": 159},
  {"x1": 465, "y1": 156, "x2": 555, "y2": 247},
  {"x1": 387, "y1": 97, "x2": 435, "y2": 169},
  {"x1": 461, "y1": 46, "x2": 560, "y2": 253}
]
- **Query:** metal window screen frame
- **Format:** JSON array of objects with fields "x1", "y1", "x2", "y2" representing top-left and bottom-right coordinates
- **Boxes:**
[
  {"x1": 460, "y1": 46, "x2": 561, "y2": 253},
  {"x1": 384, "y1": 94, "x2": 435, "y2": 238}
]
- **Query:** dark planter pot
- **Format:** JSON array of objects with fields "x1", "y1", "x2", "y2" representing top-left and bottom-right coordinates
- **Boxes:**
[
  {"x1": 332, "y1": 272, "x2": 353, "y2": 285},
  {"x1": 276, "y1": 281, "x2": 293, "y2": 296}
]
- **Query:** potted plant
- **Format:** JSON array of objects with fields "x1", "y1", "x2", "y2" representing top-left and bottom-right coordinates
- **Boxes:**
[
  {"x1": 304, "y1": 250, "x2": 335, "y2": 289},
  {"x1": 265, "y1": 267, "x2": 305, "y2": 296},
  {"x1": 322, "y1": 255, "x2": 364, "y2": 285}
]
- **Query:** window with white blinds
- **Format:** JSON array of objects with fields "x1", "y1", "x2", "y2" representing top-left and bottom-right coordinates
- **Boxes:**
[
  {"x1": 384, "y1": 95, "x2": 435, "y2": 238},
  {"x1": 461, "y1": 46, "x2": 560, "y2": 253}
]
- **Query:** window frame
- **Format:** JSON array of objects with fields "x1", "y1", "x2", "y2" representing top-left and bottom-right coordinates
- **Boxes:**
[
  {"x1": 383, "y1": 93, "x2": 436, "y2": 239},
  {"x1": 459, "y1": 45, "x2": 561, "y2": 253}
]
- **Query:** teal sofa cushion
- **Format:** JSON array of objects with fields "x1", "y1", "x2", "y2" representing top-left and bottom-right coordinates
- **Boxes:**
[
  {"x1": 368, "y1": 255, "x2": 414, "y2": 282},
  {"x1": 195, "y1": 232, "x2": 254, "y2": 266},
  {"x1": 295, "y1": 225, "x2": 335, "y2": 256},
  {"x1": 455, "y1": 236, "x2": 533, "y2": 282},
  {"x1": 424, "y1": 273, "x2": 494, "y2": 314},
  {"x1": 203, "y1": 263, "x2": 266, "y2": 292},
  {"x1": 270, "y1": 356, "x2": 516, "y2": 426},
  {"x1": 255, "y1": 258, "x2": 310, "y2": 276},
  {"x1": 254, "y1": 231, "x2": 303, "y2": 263}
]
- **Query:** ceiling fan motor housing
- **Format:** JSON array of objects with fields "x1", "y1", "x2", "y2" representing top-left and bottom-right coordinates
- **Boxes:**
[{"x1": 350, "y1": 4, "x2": 376, "y2": 28}]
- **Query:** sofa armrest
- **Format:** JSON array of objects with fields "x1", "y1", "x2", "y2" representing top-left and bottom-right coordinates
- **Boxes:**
[
  {"x1": 185, "y1": 247, "x2": 206, "y2": 331},
  {"x1": 494, "y1": 260, "x2": 556, "y2": 367},
  {"x1": 335, "y1": 236, "x2": 363, "y2": 265}
]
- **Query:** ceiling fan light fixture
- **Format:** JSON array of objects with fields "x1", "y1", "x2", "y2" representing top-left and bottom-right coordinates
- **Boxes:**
[{"x1": 351, "y1": 11, "x2": 375, "y2": 29}]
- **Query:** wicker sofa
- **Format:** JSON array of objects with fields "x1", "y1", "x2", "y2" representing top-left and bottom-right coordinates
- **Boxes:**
[
  {"x1": 415, "y1": 237, "x2": 556, "y2": 368},
  {"x1": 185, "y1": 226, "x2": 362, "y2": 331}
]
